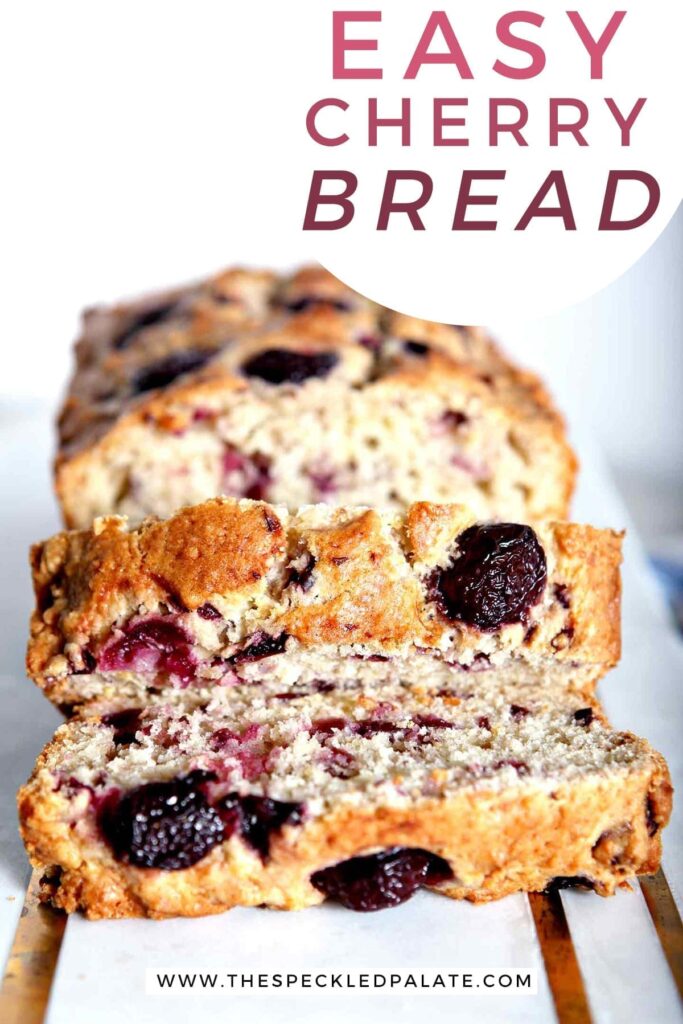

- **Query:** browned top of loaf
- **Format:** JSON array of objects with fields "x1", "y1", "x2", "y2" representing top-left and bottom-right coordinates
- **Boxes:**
[
  {"x1": 56, "y1": 264, "x2": 573, "y2": 478},
  {"x1": 28, "y1": 498, "x2": 622, "y2": 685}
]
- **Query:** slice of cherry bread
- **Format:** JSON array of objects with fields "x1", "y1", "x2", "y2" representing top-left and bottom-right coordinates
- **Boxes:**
[
  {"x1": 56, "y1": 265, "x2": 576, "y2": 528},
  {"x1": 18, "y1": 681, "x2": 671, "y2": 918},
  {"x1": 28, "y1": 498, "x2": 622, "y2": 711}
]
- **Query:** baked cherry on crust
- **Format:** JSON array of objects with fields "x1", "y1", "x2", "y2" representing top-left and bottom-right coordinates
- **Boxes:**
[
  {"x1": 404, "y1": 340, "x2": 430, "y2": 356},
  {"x1": 132, "y1": 348, "x2": 216, "y2": 394},
  {"x1": 284, "y1": 296, "x2": 352, "y2": 314},
  {"x1": 433, "y1": 523, "x2": 547, "y2": 630},
  {"x1": 100, "y1": 772, "x2": 224, "y2": 869},
  {"x1": 113, "y1": 300, "x2": 180, "y2": 350},
  {"x1": 241, "y1": 348, "x2": 339, "y2": 385},
  {"x1": 310, "y1": 848, "x2": 453, "y2": 911}
]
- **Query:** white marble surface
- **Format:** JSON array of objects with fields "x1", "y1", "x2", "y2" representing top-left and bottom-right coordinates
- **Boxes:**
[{"x1": 0, "y1": 401, "x2": 681, "y2": 1024}]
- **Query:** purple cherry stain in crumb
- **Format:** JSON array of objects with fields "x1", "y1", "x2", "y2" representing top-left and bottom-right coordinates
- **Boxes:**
[
  {"x1": 308, "y1": 466, "x2": 337, "y2": 497},
  {"x1": 273, "y1": 682, "x2": 333, "y2": 700},
  {"x1": 218, "y1": 794, "x2": 304, "y2": 860},
  {"x1": 192, "y1": 407, "x2": 213, "y2": 422},
  {"x1": 222, "y1": 448, "x2": 272, "y2": 501},
  {"x1": 354, "y1": 720, "x2": 399, "y2": 738},
  {"x1": 310, "y1": 717, "x2": 348, "y2": 737},
  {"x1": 69, "y1": 647, "x2": 97, "y2": 675},
  {"x1": 197, "y1": 602, "x2": 222, "y2": 621},
  {"x1": 286, "y1": 552, "x2": 316, "y2": 591},
  {"x1": 324, "y1": 746, "x2": 357, "y2": 779},
  {"x1": 442, "y1": 410, "x2": 469, "y2": 429},
  {"x1": 98, "y1": 618, "x2": 197, "y2": 685},
  {"x1": 509, "y1": 705, "x2": 530, "y2": 722},
  {"x1": 413, "y1": 714, "x2": 455, "y2": 729},
  {"x1": 442, "y1": 652, "x2": 491, "y2": 674},
  {"x1": 209, "y1": 727, "x2": 241, "y2": 751},
  {"x1": 229, "y1": 631, "x2": 289, "y2": 664},
  {"x1": 552, "y1": 624, "x2": 576, "y2": 649},
  {"x1": 102, "y1": 709, "x2": 143, "y2": 745},
  {"x1": 432, "y1": 523, "x2": 547, "y2": 630},
  {"x1": 207, "y1": 724, "x2": 267, "y2": 780},
  {"x1": 263, "y1": 510, "x2": 280, "y2": 533},
  {"x1": 493, "y1": 759, "x2": 530, "y2": 775},
  {"x1": 58, "y1": 776, "x2": 95, "y2": 799},
  {"x1": 100, "y1": 771, "x2": 224, "y2": 870},
  {"x1": 310, "y1": 848, "x2": 453, "y2": 911},
  {"x1": 242, "y1": 348, "x2": 338, "y2": 385},
  {"x1": 358, "y1": 334, "x2": 382, "y2": 352},
  {"x1": 82, "y1": 648, "x2": 97, "y2": 671}
]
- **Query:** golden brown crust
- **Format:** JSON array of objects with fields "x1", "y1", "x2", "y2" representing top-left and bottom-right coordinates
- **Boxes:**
[
  {"x1": 54, "y1": 264, "x2": 577, "y2": 528},
  {"x1": 18, "y1": 726, "x2": 670, "y2": 919},
  {"x1": 404, "y1": 501, "x2": 476, "y2": 562},
  {"x1": 139, "y1": 500, "x2": 286, "y2": 610},
  {"x1": 281, "y1": 509, "x2": 424, "y2": 646},
  {"x1": 552, "y1": 523, "x2": 624, "y2": 668},
  {"x1": 26, "y1": 499, "x2": 622, "y2": 707}
]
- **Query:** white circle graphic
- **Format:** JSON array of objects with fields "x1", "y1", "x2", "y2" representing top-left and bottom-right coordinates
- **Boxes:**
[{"x1": 283, "y1": 0, "x2": 681, "y2": 321}]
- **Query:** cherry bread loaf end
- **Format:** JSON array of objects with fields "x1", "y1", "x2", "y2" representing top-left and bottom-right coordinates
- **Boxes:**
[{"x1": 55, "y1": 265, "x2": 576, "y2": 528}]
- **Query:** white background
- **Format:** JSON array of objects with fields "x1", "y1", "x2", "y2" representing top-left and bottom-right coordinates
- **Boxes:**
[
  {"x1": 298, "y1": 2, "x2": 682, "y2": 323},
  {"x1": 1, "y1": 1, "x2": 681, "y2": 528}
]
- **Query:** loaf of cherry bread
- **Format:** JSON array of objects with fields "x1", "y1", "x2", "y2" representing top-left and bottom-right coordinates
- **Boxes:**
[
  {"x1": 56, "y1": 265, "x2": 576, "y2": 528},
  {"x1": 18, "y1": 680, "x2": 671, "y2": 918},
  {"x1": 28, "y1": 498, "x2": 622, "y2": 711}
]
